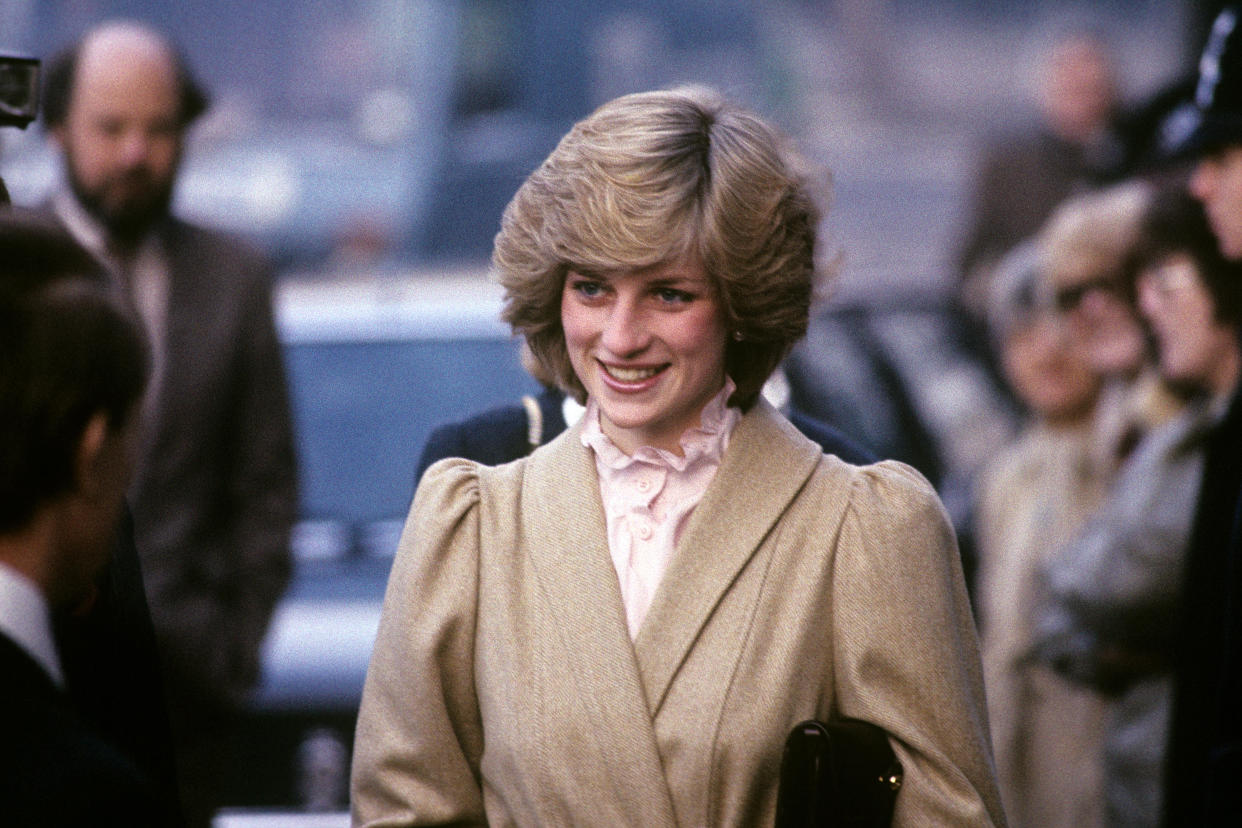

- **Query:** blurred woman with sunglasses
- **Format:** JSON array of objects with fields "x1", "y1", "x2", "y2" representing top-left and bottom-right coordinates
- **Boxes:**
[{"x1": 1033, "y1": 184, "x2": 1242, "y2": 826}]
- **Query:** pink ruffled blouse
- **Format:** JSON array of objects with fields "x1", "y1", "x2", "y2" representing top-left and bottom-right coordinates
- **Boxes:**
[{"x1": 580, "y1": 379, "x2": 741, "y2": 639}]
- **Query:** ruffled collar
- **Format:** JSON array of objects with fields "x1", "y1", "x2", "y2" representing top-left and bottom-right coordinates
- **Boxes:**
[{"x1": 580, "y1": 377, "x2": 740, "y2": 472}]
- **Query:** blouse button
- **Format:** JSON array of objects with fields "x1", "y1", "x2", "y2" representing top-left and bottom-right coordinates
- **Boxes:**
[
  {"x1": 636, "y1": 522, "x2": 653, "y2": 541},
  {"x1": 636, "y1": 477, "x2": 652, "y2": 492}
]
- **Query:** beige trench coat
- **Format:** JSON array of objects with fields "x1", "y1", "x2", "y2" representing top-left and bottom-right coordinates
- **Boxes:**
[
  {"x1": 974, "y1": 422, "x2": 1113, "y2": 828},
  {"x1": 351, "y1": 400, "x2": 1006, "y2": 826}
]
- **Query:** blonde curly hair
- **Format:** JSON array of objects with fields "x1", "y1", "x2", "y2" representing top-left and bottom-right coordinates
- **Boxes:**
[{"x1": 493, "y1": 85, "x2": 829, "y2": 408}]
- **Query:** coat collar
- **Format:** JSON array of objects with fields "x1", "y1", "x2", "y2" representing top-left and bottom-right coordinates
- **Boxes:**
[
  {"x1": 522, "y1": 421, "x2": 680, "y2": 825},
  {"x1": 527, "y1": 399, "x2": 823, "y2": 712},
  {"x1": 517, "y1": 400, "x2": 822, "y2": 823},
  {"x1": 633, "y1": 399, "x2": 823, "y2": 713}
]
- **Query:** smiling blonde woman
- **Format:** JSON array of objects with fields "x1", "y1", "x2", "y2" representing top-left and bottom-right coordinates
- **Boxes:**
[{"x1": 351, "y1": 86, "x2": 1006, "y2": 827}]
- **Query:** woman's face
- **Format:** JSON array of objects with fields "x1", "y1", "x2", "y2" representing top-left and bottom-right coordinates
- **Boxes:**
[
  {"x1": 561, "y1": 256, "x2": 728, "y2": 455},
  {"x1": 1003, "y1": 312, "x2": 1099, "y2": 424},
  {"x1": 1051, "y1": 264, "x2": 1147, "y2": 378},
  {"x1": 1138, "y1": 253, "x2": 1237, "y2": 394},
  {"x1": 1190, "y1": 146, "x2": 1242, "y2": 260}
]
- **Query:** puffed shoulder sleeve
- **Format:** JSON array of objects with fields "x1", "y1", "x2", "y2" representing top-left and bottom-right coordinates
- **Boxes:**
[
  {"x1": 351, "y1": 459, "x2": 486, "y2": 828},
  {"x1": 832, "y1": 461, "x2": 1006, "y2": 827}
]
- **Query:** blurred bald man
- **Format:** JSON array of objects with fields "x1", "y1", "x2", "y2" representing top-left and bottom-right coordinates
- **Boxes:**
[
  {"x1": 40, "y1": 21, "x2": 297, "y2": 827},
  {"x1": 955, "y1": 30, "x2": 1127, "y2": 322}
]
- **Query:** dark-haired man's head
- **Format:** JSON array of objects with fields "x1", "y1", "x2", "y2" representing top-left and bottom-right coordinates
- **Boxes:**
[
  {"x1": 0, "y1": 210, "x2": 149, "y2": 605},
  {"x1": 45, "y1": 22, "x2": 209, "y2": 248}
]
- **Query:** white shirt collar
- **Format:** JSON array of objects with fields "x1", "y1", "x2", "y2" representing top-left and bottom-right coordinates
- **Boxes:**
[
  {"x1": 0, "y1": 562, "x2": 63, "y2": 687},
  {"x1": 52, "y1": 190, "x2": 112, "y2": 263}
]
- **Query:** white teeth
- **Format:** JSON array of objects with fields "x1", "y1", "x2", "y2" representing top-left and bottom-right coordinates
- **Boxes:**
[{"x1": 604, "y1": 364, "x2": 660, "y2": 382}]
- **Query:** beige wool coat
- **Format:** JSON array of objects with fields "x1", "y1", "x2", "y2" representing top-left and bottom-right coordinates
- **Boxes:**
[
  {"x1": 974, "y1": 421, "x2": 1113, "y2": 828},
  {"x1": 351, "y1": 400, "x2": 1006, "y2": 826}
]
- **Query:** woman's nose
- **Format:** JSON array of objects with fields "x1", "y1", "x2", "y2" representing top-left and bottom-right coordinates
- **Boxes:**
[
  {"x1": 1136, "y1": 278, "x2": 1162, "y2": 322},
  {"x1": 600, "y1": 299, "x2": 650, "y2": 356},
  {"x1": 1078, "y1": 284, "x2": 1121, "y2": 317}
]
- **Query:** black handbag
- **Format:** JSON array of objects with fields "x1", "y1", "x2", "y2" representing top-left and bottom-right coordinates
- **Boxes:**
[{"x1": 773, "y1": 718, "x2": 903, "y2": 828}]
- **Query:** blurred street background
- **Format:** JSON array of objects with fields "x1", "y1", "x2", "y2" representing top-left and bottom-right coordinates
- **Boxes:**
[
  {"x1": 0, "y1": 0, "x2": 1210, "y2": 295},
  {"x1": 0, "y1": 0, "x2": 1226, "y2": 820}
]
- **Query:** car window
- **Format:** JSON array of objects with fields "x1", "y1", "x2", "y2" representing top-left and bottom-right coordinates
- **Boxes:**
[{"x1": 285, "y1": 336, "x2": 538, "y2": 530}]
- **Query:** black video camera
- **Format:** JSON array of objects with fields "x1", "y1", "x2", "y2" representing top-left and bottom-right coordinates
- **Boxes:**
[{"x1": 0, "y1": 54, "x2": 40, "y2": 129}]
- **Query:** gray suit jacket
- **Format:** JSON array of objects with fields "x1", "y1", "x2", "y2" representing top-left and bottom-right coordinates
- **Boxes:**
[
  {"x1": 47, "y1": 206, "x2": 299, "y2": 713},
  {"x1": 353, "y1": 400, "x2": 1004, "y2": 826},
  {"x1": 131, "y1": 218, "x2": 297, "y2": 712}
]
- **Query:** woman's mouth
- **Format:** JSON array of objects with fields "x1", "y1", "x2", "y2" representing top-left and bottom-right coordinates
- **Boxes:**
[
  {"x1": 599, "y1": 361, "x2": 667, "y2": 388},
  {"x1": 604, "y1": 364, "x2": 660, "y2": 382}
]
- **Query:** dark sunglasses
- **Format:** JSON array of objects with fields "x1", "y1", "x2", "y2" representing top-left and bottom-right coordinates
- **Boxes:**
[{"x1": 1053, "y1": 275, "x2": 1122, "y2": 312}]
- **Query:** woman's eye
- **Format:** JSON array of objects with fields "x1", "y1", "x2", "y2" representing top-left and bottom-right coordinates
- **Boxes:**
[
  {"x1": 655, "y1": 288, "x2": 693, "y2": 304},
  {"x1": 571, "y1": 280, "x2": 606, "y2": 299}
]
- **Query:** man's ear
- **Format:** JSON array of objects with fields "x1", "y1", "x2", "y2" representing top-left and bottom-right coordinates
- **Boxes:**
[{"x1": 74, "y1": 412, "x2": 111, "y2": 498}]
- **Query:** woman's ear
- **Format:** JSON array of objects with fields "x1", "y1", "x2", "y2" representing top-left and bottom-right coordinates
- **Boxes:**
[{"x1": 74, "y1": 412, "x2": 112, "y2": 498}]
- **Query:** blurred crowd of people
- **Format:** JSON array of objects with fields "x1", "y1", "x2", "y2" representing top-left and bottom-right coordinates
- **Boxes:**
[{"x1": 956, "y1": 10, "x2": 1242, "y2": 828}]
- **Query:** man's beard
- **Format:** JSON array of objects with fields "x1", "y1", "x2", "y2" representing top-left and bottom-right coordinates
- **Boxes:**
[{"x1": 67, "y1": 162, "x2": 175, "y2": 248}]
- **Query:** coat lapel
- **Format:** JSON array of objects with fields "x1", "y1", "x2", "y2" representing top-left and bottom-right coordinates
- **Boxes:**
[
  {"x1": 522, "y1": 422, "x2": 680, "y2": 825},
  {"x1": 133, "y1": 221, "x2": 191, "y2": 476},
  {"x1": 144, "y1": 220, "x2": 200, "y2": 435},
  {"x1": 633, "y1": 400, "x2": 824, "y2": 714}
]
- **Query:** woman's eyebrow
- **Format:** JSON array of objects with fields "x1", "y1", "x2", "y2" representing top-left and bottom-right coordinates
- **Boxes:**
[
  {"x1": 651, "y1": 271, "x2": 710, "y2": 287},
  {"x1": 566, "y1": 266, "x2": 608, "y2": 280}
]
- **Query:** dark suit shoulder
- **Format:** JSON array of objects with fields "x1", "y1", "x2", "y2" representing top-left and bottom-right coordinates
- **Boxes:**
[
  {"x1": 416, "y1": 404, "x2": 533, "y2": 483},
  {"x1": 0, "y1": 633, "x2": 58, "y2": 698},
  {"x1": 0, "y1": 636, "x2": 164, "y2": 827},
  {"x1": 787, "y1": 408, "x2": 877, "y2": 465},
  {"x1": 415, "y1": 388, "x2": 571, "y2": 484},
  {"x1": 56, "y1": 505, "x2": 180, "y2": 810},
  {"x1": 163, "y1": 217, "x2": 274, "y2": 289},
  {"x1": 165, "y1": 217, "x2": 268, "y2": 264}
]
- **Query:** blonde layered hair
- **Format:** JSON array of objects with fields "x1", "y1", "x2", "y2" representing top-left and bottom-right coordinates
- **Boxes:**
[
  {"x1": 494, "y1": 85, "x2": 826, "y2": 408},
  {"x1": 1040, "y1": 181, "x2": 1152, "y2": 297}
]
